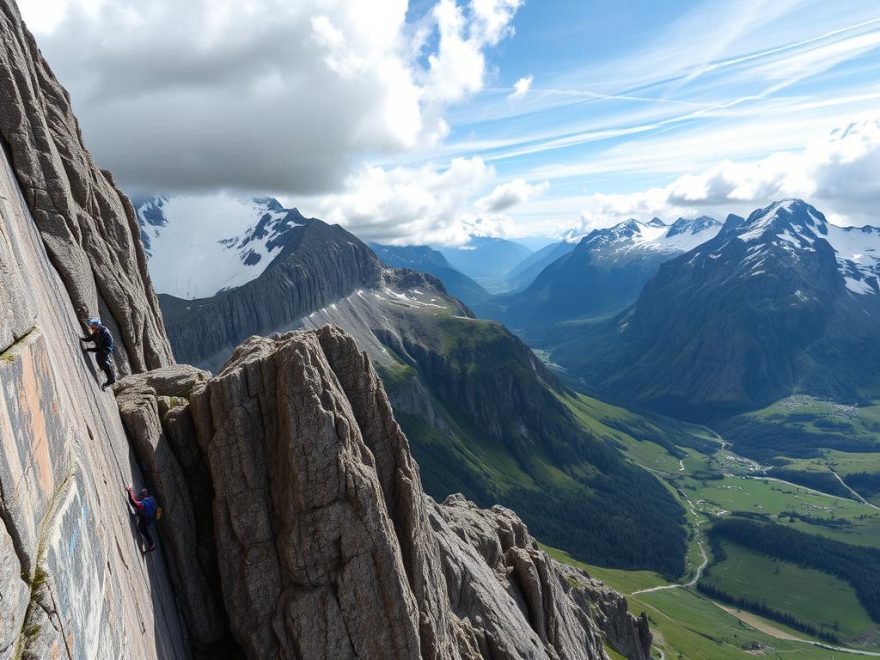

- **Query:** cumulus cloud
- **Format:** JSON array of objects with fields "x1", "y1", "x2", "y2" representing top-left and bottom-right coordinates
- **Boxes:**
[
  {"x1": 21, "y1": 0, "x2": 521, "y2": 196},
  {"x1": 571, "y1": 118, "x2": 880, "y2": 232},
  {"x1": 475, "y1": 178, "x2": 548, "y2": 212},
  {"x1": 508, "y1": 74, "x2": 533, "y2": 100},
  {"x1": 299, "y1": 157, "x2": 502, "y2": 245}
]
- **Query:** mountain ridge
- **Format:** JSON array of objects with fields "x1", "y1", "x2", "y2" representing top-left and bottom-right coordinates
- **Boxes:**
[
  {"x1": 551, "y1": 199, "x2": 880, "y2": 419},
  {"x1": 484, "y1": 215, "x2": 722, "y2": 332}
]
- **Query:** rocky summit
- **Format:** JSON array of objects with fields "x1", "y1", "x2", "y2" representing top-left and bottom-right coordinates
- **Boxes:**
[{"x1": 0, "y1": 0, "x2": 650, "y2": 657}]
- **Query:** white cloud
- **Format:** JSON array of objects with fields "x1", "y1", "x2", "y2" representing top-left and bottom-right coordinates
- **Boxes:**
[
  {"x1": 569, "y1": 118, "x2": 880, "y2": 232},
  {"x1": 298, "y1": 157, "x2": 503, "y2": 245},
  {"x1": 19, "y1": 0, "x2": 522, "y2": 195},
  {"x1": 475, "y1": 178, "x2": 548, "y2": 212},
  {"x1": 508, "y1": 74, "x2": 533, "y2": 100}
]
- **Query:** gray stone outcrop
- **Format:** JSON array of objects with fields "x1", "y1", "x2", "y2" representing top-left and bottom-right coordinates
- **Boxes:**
[{"x1": 125, "y1": 326, "x2": 651, "y2": 659}]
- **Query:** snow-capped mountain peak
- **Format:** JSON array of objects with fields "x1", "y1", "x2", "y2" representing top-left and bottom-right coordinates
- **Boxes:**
[
  {"x1": 135, "y1": 195, "x2": 308, "y2": 300},
  {"x1": 581, "y1": 215, "x2": 721, "y2": 257},
  {"x1": 736, "y1": 199, "x2": 828, "y2": 244},
  {"x1": 713, "y1": 199, "x2": 880, "y2": 296}
]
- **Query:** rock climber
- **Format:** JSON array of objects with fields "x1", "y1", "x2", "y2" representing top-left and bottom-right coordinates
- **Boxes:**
[
  {"x1": 79, "y1": 317, "x2": 116, "y2": 389},
  {"x1": 127, "y1": 486, "x2": 158, "y2": 553}
]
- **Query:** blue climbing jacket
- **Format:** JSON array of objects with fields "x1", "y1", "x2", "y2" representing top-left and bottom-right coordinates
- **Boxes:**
[{"x1": 140, "y1": 496, "x2": 158, "y2": 519}]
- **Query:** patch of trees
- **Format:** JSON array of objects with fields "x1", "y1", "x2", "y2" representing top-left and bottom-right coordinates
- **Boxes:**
[
  {"x1": 690, "y1": 471, "x2": 724, "y2": 481},
  {"x1": 604, "y1": 418, "x2": 717, "y2": 456},
  {"x1": 710, "y1": 518, "x2": 880, "y2": 622},
  {"x1": 767, "y1": 468, "x2": 853, "y2": 498},
  {"x1": 696, "y1": 581, "x2": 841, "y2": 644},
  {"x1": 502, "y1": 462, "x2": 688, "y2": 579},
  {"x1": 843, "y1": 472, "x2": 880, "y2": 498},
  {"x1": 402, "y1": 413, "x2": 689, "y2": 580},
  {"x1": 778, "y1": 511, "x2": 853, "y2": 529},
  {"x1": 716, "y1": 416, "x2": 877, "y2": 462}
]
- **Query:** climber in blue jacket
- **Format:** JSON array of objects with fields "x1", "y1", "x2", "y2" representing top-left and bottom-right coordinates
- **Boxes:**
[
  {"x1": 79, "y1": 317, "x2": 116, "y2": 389},
  {"x1": 127, "y1": 487, "x2": 158, "y2": 553}
]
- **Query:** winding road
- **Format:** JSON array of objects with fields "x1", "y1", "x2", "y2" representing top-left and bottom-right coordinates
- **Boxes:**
[
  {"x1": 632, "y1": 490, "x2": 709, "y2": 595},
  {"x1": 630, "y1": 427, "x2": 880, "y2": 657}
]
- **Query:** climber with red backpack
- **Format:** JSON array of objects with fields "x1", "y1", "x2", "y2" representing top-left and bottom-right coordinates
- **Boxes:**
[
  {"x1": 79, "y1": 317, "x2": 116, "y2": 389},
  {"x1": 127, "y1": 486, "x2": 160, "y2": 553}
]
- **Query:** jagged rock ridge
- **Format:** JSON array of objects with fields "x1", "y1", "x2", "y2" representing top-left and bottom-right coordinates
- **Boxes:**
[
  {"x1": 115, "y1": 327, "x2": 652, "y2": 659},
  {"x1": 159, "y1": 214, "x2": 383, "y2": 371}
]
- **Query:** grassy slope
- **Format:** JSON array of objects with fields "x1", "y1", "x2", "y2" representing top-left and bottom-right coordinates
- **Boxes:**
[
  {"x1": 380, "y1": 317, "x2": 702, "y2": 577},
  {"x1": 702, "y1": 540, "x2": 875, "y2": 639},
  {"x1": 544, "y1": 545, "x2": 846, "y2": 660}
]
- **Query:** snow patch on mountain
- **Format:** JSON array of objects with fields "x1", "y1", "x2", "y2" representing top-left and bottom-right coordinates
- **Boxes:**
[
  {"x1": 581, "y1": 215, "x2": 722, "y2": 260},
  {"x1": 135, "y1": 195, "x2": 304, "y2": 299},
  {"x1": 827, "y1": 224, "x2": 880, "y2": 295},
  {"x1": 730, "y1": 199, "x2": 880, "y2": 295}
]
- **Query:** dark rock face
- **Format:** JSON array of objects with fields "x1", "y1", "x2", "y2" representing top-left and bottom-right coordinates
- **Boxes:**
[
  {"x1": 0, "y1": 0, "x2": 172, "y2": 374},
  {"x1": 114, "y1": 366, "x2": 231, "y2": 653},
  {"x1": 556, "y1": 201, "x2": 880, "y2": 418},
  {"x1": 127, "y1": 326, "x2": 652, "y2": 659},
  {"x1": 160, "y1": 218, "x2": 383, "y2": 369}
]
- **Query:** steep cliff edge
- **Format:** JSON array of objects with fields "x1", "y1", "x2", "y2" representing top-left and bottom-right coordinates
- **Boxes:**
[
  {"x1": 0, "y1": 2, "x2": 186, "y2": 656},
  {"x1": 0, "y1": 98, "x2": 187, "y2": 658},
  {"x1": 115, "y1": 326, "x2": 651, "y2": 659},
  {"x1": 0, "y1": 0, "x2": 172, "y2": 374}
]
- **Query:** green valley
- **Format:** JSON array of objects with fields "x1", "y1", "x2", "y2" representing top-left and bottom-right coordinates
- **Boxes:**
[{"x1": 552, "y1": 388, "x2": 880, "y2": 657}]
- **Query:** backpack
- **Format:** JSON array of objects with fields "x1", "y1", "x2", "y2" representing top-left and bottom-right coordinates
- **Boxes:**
[{"x1": 99, "y1": 326, "x2": 115, "y2": 354}]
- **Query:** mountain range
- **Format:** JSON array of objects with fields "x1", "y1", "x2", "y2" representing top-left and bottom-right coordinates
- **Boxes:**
[
  {"x1": 550, "y1": 199, "x2": 880, "y2": 419},
  {"x1": 0, "y1": 3, "x2": 651, "y2": 657},
  {"x1": 504, "y1": 239, "x2": 577, "y2": 292},
  {"x1": 484, "y1": 215, "x2": 722, "y2": 333},
  {"x1": 436, "y1": 236, "x2": 534, "y2": 292}
]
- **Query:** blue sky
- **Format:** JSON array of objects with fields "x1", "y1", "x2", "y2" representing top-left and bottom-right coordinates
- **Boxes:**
[
  {"x1": 20, "y1": 0, "x2": 880, "y2": 243},
  {"x1": 387, "y1": 0, "x2": 880, "y2": 237}
]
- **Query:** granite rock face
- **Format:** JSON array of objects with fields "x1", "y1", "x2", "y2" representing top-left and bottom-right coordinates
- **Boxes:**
[
  {"x1": 149, "y1": 326, "x2": 651, "y2": 659},
  {"x1": 0, "y1": 0, "x2": 172, "y2": 374},
  {"x1": 0, "y1": 99, "x2": 187, "y2": 659},
  {"x1": 114, "y1": 366, "x2": 230, "y2": 653}
]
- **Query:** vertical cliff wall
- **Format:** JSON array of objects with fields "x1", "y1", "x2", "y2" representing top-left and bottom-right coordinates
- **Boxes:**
[
  {"x1": 0, "y1": 2, "x2": 188, "y2": 656},
  {"x1": 0, "y1": 141, "x2": 188, "y2": 657},
  {"x1": 0, "y1": 0, "x2": 172, "y2": 375}
]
